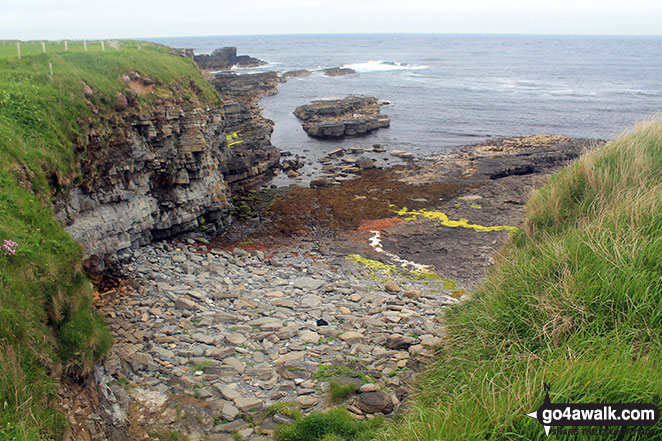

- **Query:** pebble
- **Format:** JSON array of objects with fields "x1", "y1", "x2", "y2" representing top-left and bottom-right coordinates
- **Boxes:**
[
  {"x1": 296, "y1": 395, "x2": 318, "y2": 408},
  {"x1": 384, "y1": 280, "x2": 401, "y2": 293},
  {"x1": 359, "y1": 383, "x2": 379, "y2": 393},
  {"x1": 403, "y1": 288, "x2": 421, "y2": 300},
  {"x1": 99, "y1": 240, "x2": 455, "y2": 439}
]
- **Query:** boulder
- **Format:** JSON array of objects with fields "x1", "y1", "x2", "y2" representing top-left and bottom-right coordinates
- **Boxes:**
[{"x1": 356, "y1": 390, "x2": 394, "y2": 414}]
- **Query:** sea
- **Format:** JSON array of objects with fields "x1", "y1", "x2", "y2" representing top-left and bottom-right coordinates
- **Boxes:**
[{"x1": 152, "y1": 34, "x2": 662, "y2": 162}]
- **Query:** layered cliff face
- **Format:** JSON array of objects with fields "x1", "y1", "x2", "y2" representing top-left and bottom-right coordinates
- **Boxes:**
[
  {"x1": 54, "y1": 61, "x2": 283, "y2": 267},
  {"x1": 54, "y1": 100, "x2": 234, "y2": 268},
  {"x1": 211, "y1": 71, "x2": 281, "y2": 187}
]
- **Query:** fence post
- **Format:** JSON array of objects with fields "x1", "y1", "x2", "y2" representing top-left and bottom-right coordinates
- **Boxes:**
[
  {"x1": 101, "y1": 41, "x2": 105, "y2": 51},
  {"x1": 49, "y1": 63, "x2": 53, "y2": 77},
  {"x1": 84, "y1": 40, "x2": 87, "y2": 51},
  {"x1": 42, "y1": 41, "x2": 46, "y2": 53},
  {"x1": 64, "y1": 40, "x2": 68, "y2": 51},
  {"x1": 16, "y1": 42, "x2": 21, "y2": 59}
]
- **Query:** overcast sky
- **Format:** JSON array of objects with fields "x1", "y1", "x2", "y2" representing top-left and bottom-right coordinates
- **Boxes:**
[{"x1": 2, "y1": 0, "x2": 662, "y2": 40}]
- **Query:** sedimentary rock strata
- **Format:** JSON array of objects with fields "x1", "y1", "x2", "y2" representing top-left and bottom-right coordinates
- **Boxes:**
[
  {"x1": 294, "y1": 96, "x2": 391, "y2": 138},
  {"x1": 193, "y1": 47, "x2": 266, "y2": 71},
  {"x1": 210, "y1": 72, "x2": 281, "y2": 187},
  {"x1": 55, "y1": 68, "x2": 283, "y2": 268},
  {"x1": 54, "y1": 100, "x2": 233, "y2": 268}
]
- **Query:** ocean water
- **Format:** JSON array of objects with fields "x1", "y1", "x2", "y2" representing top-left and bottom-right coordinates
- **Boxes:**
[{"x1": 153, "y1": 34, "x2": 662, "y2": 159}]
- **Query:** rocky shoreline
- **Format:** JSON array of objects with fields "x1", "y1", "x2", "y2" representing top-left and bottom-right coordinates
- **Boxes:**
[
  {"x1": 53, "y1": 47, "x2": 601, "y2": 441},
  {"x1": 72, "y1": 129, "x2": 597, "y2": 440}
]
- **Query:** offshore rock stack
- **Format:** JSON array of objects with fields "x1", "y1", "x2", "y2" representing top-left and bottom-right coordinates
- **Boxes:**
[{"x1": 294, "y1": 96, "x2": 391, "y2": 139}]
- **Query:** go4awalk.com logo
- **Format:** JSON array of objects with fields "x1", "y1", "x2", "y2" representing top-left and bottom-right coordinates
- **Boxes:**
[{"x1": 527, "y1": 384, "x2": 660, "y2": 437}]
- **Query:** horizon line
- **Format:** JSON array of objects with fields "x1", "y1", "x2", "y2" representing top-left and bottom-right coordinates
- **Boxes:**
[{"x1": 3, "y1": 31, "x2": 662, "y2": 42}]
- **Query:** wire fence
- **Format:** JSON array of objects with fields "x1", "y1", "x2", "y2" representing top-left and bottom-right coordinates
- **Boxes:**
[{"x1": 0, "y1": 40, "x2": 122, "y2": 59}]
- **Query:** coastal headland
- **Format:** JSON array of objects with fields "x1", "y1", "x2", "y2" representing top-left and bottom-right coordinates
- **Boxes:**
[{"x1": 1, "y1": 41, "x2": 658, "y2": 441}]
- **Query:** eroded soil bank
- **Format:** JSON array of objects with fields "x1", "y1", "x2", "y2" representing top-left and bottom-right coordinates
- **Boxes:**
[{"x1": 77, "y1": 135, "x2": 596, "y2": 441}]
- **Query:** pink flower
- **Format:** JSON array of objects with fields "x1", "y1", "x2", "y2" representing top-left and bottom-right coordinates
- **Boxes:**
[{"x1": 2, "y1": 240, "x2": 17, "y2": 256}]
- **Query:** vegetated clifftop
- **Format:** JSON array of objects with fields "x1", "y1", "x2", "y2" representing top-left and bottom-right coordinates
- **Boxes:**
[{"x1": 0, "y1": 41, "x2": 281, "y2": 439}]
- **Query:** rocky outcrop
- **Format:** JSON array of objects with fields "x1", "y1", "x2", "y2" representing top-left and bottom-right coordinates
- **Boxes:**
[
  {"x1": 283, "y1": 69, "x2": 312, "y2": 79},
  {"x1": 194, "y1": 47, "x2": 266, "y2": 71},
  {"x1": 55, "y1": 60, "x2": 284, "y2": 267},
  {"x1": 210, "y1": 72, "x2": 281, "y2": 187},
  {"x1": 321, "y1": 67, "x2": 356, "y2": 77},
  {"x1": 54, "y1": 100, "x2": 234, "y2": 268},
  {"x1": 294, "y1": 96, "x2": 390, "y2": 138}
]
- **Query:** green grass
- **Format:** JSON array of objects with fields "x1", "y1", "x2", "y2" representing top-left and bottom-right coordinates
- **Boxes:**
[
  {"x1": 0, "y1": 40, "x2": 221, "y2": 439},
  {"x1": 146, "y1": 429, "x2": 188, "y2": 441},
  {"x1": 0, "y1": 40, "x2": 114, "y2": 59},
  {"x1": 275, "y1": 407, "x2": 382, "y2": 441},
  {"x1": 329, "y1": 381, "x2": 358, "y2": 403},
  {"x1": 266, "y1": 402, "x2": 303, "y2": 420},
  {"x1": 368, "y1": 120, "x2": 662, "y2": 440}
]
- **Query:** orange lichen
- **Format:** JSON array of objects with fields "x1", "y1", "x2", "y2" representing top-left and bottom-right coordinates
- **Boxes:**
[{"x1": 357, "y1": 217, "x2": 403, "y2": 232}]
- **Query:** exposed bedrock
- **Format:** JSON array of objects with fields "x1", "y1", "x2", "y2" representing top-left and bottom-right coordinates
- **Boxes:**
[
  {"x1": 294, "y1": 96, "x2": 390, "y2": 138},
  {"x1": 54, "y1": 102, "x2": 234, "y2": 268},
  {"x1": 210, "y1": 72, "x2": 281, "y2": 187},
  {"x1": 193, "y1": 47, "x2": 266, "y2": 71},
  {"x1": 55, "y1": 68, "x2": 283, "y2": 268}
]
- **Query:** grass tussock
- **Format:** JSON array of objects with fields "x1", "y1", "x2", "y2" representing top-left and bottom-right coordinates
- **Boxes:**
[
  {"x1": 369, "y1": 120, "x2": 662, "y2": 440},
  {"x1": 329, "y1": 381, "x2": 358, "y2": 403},
  {"x1": 0, "y1": 40, "x2": 220, "y2": 439},
  {"x1": 275, "y1": 407, "x2": 382, "y2": 441}
]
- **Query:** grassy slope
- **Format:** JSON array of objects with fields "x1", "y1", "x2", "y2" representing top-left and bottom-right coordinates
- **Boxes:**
[
  {"x1": 0, "y1": 41, "x2": 219, "y2": 440},
  {"x1": 276, "y1": 121, "x2": 662, "y2": 441},
  {"x1": 370, "y1": 121, "x2": 662, "y2": 440}
]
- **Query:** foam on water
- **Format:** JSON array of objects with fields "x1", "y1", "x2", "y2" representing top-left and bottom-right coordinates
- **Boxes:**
[{"x1": 342, "y1": 60, "x2": 428, "y2": 72}]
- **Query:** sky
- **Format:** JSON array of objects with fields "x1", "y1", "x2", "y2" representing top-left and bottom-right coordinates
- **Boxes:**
[{"x1": 2, "y1": 0, "x2": 662, "y2": 39}]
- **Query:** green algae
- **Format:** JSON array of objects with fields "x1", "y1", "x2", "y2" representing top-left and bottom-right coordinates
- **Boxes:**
[
  {"x1": 345, "y1": 254, "x2": 396, "y2": 277},
  {"x1": 391, "y1": 205, "x2": 518, "y2": 233},
  {"x1": 345, "y1": 254, "x2": 458, "y2": 290},
  {"x1": 470, "y1": 203, "x2": 482, "y2": 209}
]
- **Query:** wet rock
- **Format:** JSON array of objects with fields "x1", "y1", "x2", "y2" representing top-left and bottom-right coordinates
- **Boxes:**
[
  {"x1": 310, "y1": 177, "x2": 333, "y2": 188},
  {"x1": 321, "y1": 67, "x2": 356, "y2": 77},
  {"x1": 283, "y1": 69, "x2": 312, "y2": 79},
  {"x1": 390, "y1": 150, "x2": 414, "y2": 159}
]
